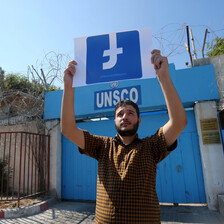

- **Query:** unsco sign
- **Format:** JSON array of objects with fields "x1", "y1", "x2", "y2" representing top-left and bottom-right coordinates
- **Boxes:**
[{"x1": 94, "y1": 85, "x2": 142, "y2": 110}]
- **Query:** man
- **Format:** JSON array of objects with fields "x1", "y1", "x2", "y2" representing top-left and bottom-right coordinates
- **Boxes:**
[{"x1": 61, "y1": 49, "x2": 187, "y2": 223}]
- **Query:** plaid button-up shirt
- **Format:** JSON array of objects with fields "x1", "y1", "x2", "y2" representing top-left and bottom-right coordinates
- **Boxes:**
[{"x1": 79, "y1": 127, "x2": 177, "y2": 223}]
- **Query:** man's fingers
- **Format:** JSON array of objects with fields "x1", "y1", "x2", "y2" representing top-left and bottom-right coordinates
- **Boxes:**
[
  {"x1": 154, "y1": 57, "x2": 163, "y2": 69},
  {"x1": 68, "y1": 64, "x2": 76, "y2": 75},
  {"x1": 68, "y1": 60, "x2": 78, "y2": 65},
  {"x1": 151, "y1": 49, "x2": 161, "y2": 55},
  {"x1": 151, "y1": 54, "x2": 162, "y2": 65},
  {"x1": 151, "y1": 50, "x2": 168, "y2": 69},
  {"x1": 151, "y1": 50, "x2": 161, "y2": 64},
  {"x1": 65, "y1": 60, "x2": 78, "y2": 76}
]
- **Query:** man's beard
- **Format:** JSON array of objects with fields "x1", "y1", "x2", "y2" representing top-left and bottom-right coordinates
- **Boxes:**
[{"x1": 115, "y1": 120, "x2": 139, "y2": 137}]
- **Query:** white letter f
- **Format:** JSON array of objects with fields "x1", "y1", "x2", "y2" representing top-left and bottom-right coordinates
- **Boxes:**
[{"x1": 103, "y1": 33, "x2": 123, "y2": 70}]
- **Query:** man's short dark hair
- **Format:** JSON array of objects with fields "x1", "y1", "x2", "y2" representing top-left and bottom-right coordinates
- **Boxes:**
[{"x1": 114, "y1": 100, "x2": 140, "y2": 118}]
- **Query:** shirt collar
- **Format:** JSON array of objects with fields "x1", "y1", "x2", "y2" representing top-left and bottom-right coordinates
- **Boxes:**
[{"x1": 113, "y1": 133, "x2": 143, "y2": 143}]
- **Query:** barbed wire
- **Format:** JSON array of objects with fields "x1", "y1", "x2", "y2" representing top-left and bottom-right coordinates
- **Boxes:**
[{"x1": 152, "y1": 21, "x2": 224, "y2": 59}]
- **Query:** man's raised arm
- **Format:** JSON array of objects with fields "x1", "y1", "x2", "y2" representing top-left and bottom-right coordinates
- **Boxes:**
[
  {"x1": 151, "y1": 49, "x2": 187, "y2": 147},
  {"x1": 61, "y1": 61, "x2": 85, "y2": 149}
]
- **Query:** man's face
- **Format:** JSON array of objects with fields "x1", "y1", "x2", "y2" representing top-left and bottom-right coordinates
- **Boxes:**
[{"x1": 114, "y1": 105, "x2": 141, "y2": 136}]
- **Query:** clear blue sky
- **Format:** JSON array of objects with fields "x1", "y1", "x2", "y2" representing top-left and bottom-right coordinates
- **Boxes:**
[{"x1": 0, "y1": 0, "x2": 223, "y2": 88}]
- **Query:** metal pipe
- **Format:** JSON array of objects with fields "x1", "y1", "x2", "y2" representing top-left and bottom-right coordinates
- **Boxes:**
[
  {"x1": 31, "y1": 134, "x2": 34, "y2": 194},
  {"x1": 35, "y1": 135, "x2": 37, "y2": 193},
  {"x1": 23, "y1": 133, "x2": 27, "y2": 196},
  {"x1": 18, "y1": 133, "x2": 23, "y2": 207},
  {"x1": 202, "y1": 29, "x2": 208, "y2": 58},
  {"x1": 38, "y1": 135, "x2": 41, "y2": 192},
  {"x1": 190, "y1": 29, "x2": 197, "y2": 59},
  {"x1": 12, "y1": 133, "x2": 17, "y2": 197},
  {"x1": 44, "y1": 137, "x2": 46, "y2": 191},
  {"x1": 48, "y1": 135, "x2": 50, "y2": 191},
  {"x1": 1, "y1": 134, "x2": 7, "y2": 199},
  {"x1": 27, "y1": 134, "x2": 30, "y2": 195},
  {"x1": 186, "y1": 26, "x2": 193, "y2": 66},
  {"x1": 6, "y1": 133, "x2": 12, "y2": 199}
]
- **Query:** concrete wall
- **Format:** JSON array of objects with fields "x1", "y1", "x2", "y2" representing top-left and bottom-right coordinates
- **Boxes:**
[
  {"x1": 45, "y1": 119, "x2": 61, "y2": 199},
  {"x1": 194, "y1": 55, "x2": 224, "y2": 149},
  {"x1": 0, "y1": 121, "x2": 39, "y2": 133},
  {"x1": 194, "y1": 101, "x2": 224, "y2": 210}
]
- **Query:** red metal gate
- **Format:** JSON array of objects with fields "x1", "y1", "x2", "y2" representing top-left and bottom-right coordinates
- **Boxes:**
[{"x1": 0, "y1": 132, "x2": 50, "y2": 207}]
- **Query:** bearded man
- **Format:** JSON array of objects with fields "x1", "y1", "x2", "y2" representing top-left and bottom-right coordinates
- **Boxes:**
[{"x1": 61, "y1": 49, "x2": 187, "y2": 223}]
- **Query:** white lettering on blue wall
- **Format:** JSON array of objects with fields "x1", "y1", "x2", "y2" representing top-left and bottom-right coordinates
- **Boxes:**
[{"x1": 94, "y1": 85, "x2": 142, "y2": 110}]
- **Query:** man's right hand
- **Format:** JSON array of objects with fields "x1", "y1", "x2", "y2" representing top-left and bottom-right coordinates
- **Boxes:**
[
  {"x1": 61, "y1": 60, "x2": 85, "y2": 149},
  {"x1": 63, "y1": 60, "x2": 77, "y2": 88}
]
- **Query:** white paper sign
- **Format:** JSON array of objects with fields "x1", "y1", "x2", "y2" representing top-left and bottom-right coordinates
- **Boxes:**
[{"x1": 73, "y1": 28, "x2": 155, "y2": 87}]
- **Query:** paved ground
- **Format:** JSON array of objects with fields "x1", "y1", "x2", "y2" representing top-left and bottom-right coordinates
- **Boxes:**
[{"x1": 1, "y1": 201, "x2": 224, "y2": 224}]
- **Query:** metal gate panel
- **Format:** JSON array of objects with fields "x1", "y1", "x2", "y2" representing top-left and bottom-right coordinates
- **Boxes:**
[
  {"x1": 155, "y1": 111, "x2": 206, "y2": 203},
  {"x1": 62, "y1": 110, "x2": 206, "y2": 203},
  {"x1": 62, "y1": 119, "x2": 115, "y2": 200}
]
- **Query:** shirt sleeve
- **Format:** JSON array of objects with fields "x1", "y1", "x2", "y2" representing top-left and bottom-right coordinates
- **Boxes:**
[
  {"x1": 78, "y1": 130, "x2": 108, "y2": 161},
  {"x1": 148, "y1": 127, "x2": 177, "y2": 164}
]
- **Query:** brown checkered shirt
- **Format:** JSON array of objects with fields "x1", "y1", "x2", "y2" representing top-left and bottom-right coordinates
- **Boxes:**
[{"x1": 79, "y1": 127, "x2": 177, "y2": 223}]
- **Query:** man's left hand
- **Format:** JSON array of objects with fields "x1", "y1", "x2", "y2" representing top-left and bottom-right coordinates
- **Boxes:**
[{"x1": 151, "y1": 49, "x2": 169, "y2": 80}]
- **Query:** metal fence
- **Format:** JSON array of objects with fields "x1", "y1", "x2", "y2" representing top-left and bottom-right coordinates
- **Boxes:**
[{"x1": 0, "y1": 132, "x2": 50, "y2": 207}]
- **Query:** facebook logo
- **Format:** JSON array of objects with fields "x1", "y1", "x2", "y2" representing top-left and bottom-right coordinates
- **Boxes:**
[{"x1": 86, "y1": 30, "x2": 142, "y2": 84}]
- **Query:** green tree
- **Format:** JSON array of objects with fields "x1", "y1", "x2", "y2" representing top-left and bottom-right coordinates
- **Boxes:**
[
  {"x1": 206, "y1": 36, "x2": 224, "y2": 57},
  {"x1": 2, "y1": 73, "x2": 60, "y2": 94},
  {"x1": 0, "y1": 67, "x2": 4, "y2": 77},
  {"x1": 0, "y1": 67, "x2": 5, "y2": 91}
]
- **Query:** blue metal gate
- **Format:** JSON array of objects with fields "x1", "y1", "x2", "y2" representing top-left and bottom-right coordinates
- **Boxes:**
[{"x1": 62, "y1": 110, "x2": 206, "y2": 203}]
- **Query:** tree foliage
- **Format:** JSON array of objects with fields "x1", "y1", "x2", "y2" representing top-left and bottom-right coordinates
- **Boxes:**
[
  {"x1": 206, "y1": 36, "x2": 224, "y2": 57},
  {"x1": 1, "y1": 73, "x2": 60, "y2": 95},
  {"x1": 0, "y1": 67, "x2": 5, "y2": 91}
]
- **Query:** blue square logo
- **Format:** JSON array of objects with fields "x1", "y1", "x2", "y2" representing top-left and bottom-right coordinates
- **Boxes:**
[{"x1": 86, "y1": 30, "x2": 142, "y2": 84}]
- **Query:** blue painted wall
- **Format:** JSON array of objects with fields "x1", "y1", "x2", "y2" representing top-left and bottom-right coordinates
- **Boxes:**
[{"x1": 44, "y1": 64, "x2": 219, "y2": 120}]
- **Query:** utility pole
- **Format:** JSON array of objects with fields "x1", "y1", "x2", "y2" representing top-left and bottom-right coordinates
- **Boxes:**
[
  {"x1": 202, "y1": 29, "x2": 208, "y2": 58},
  {"x1": 186, "y1": 26, "x2": 193, "y2": 67},
  {"x1": 190, "y1": 29, "x2": 197, "y2": 59}
]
